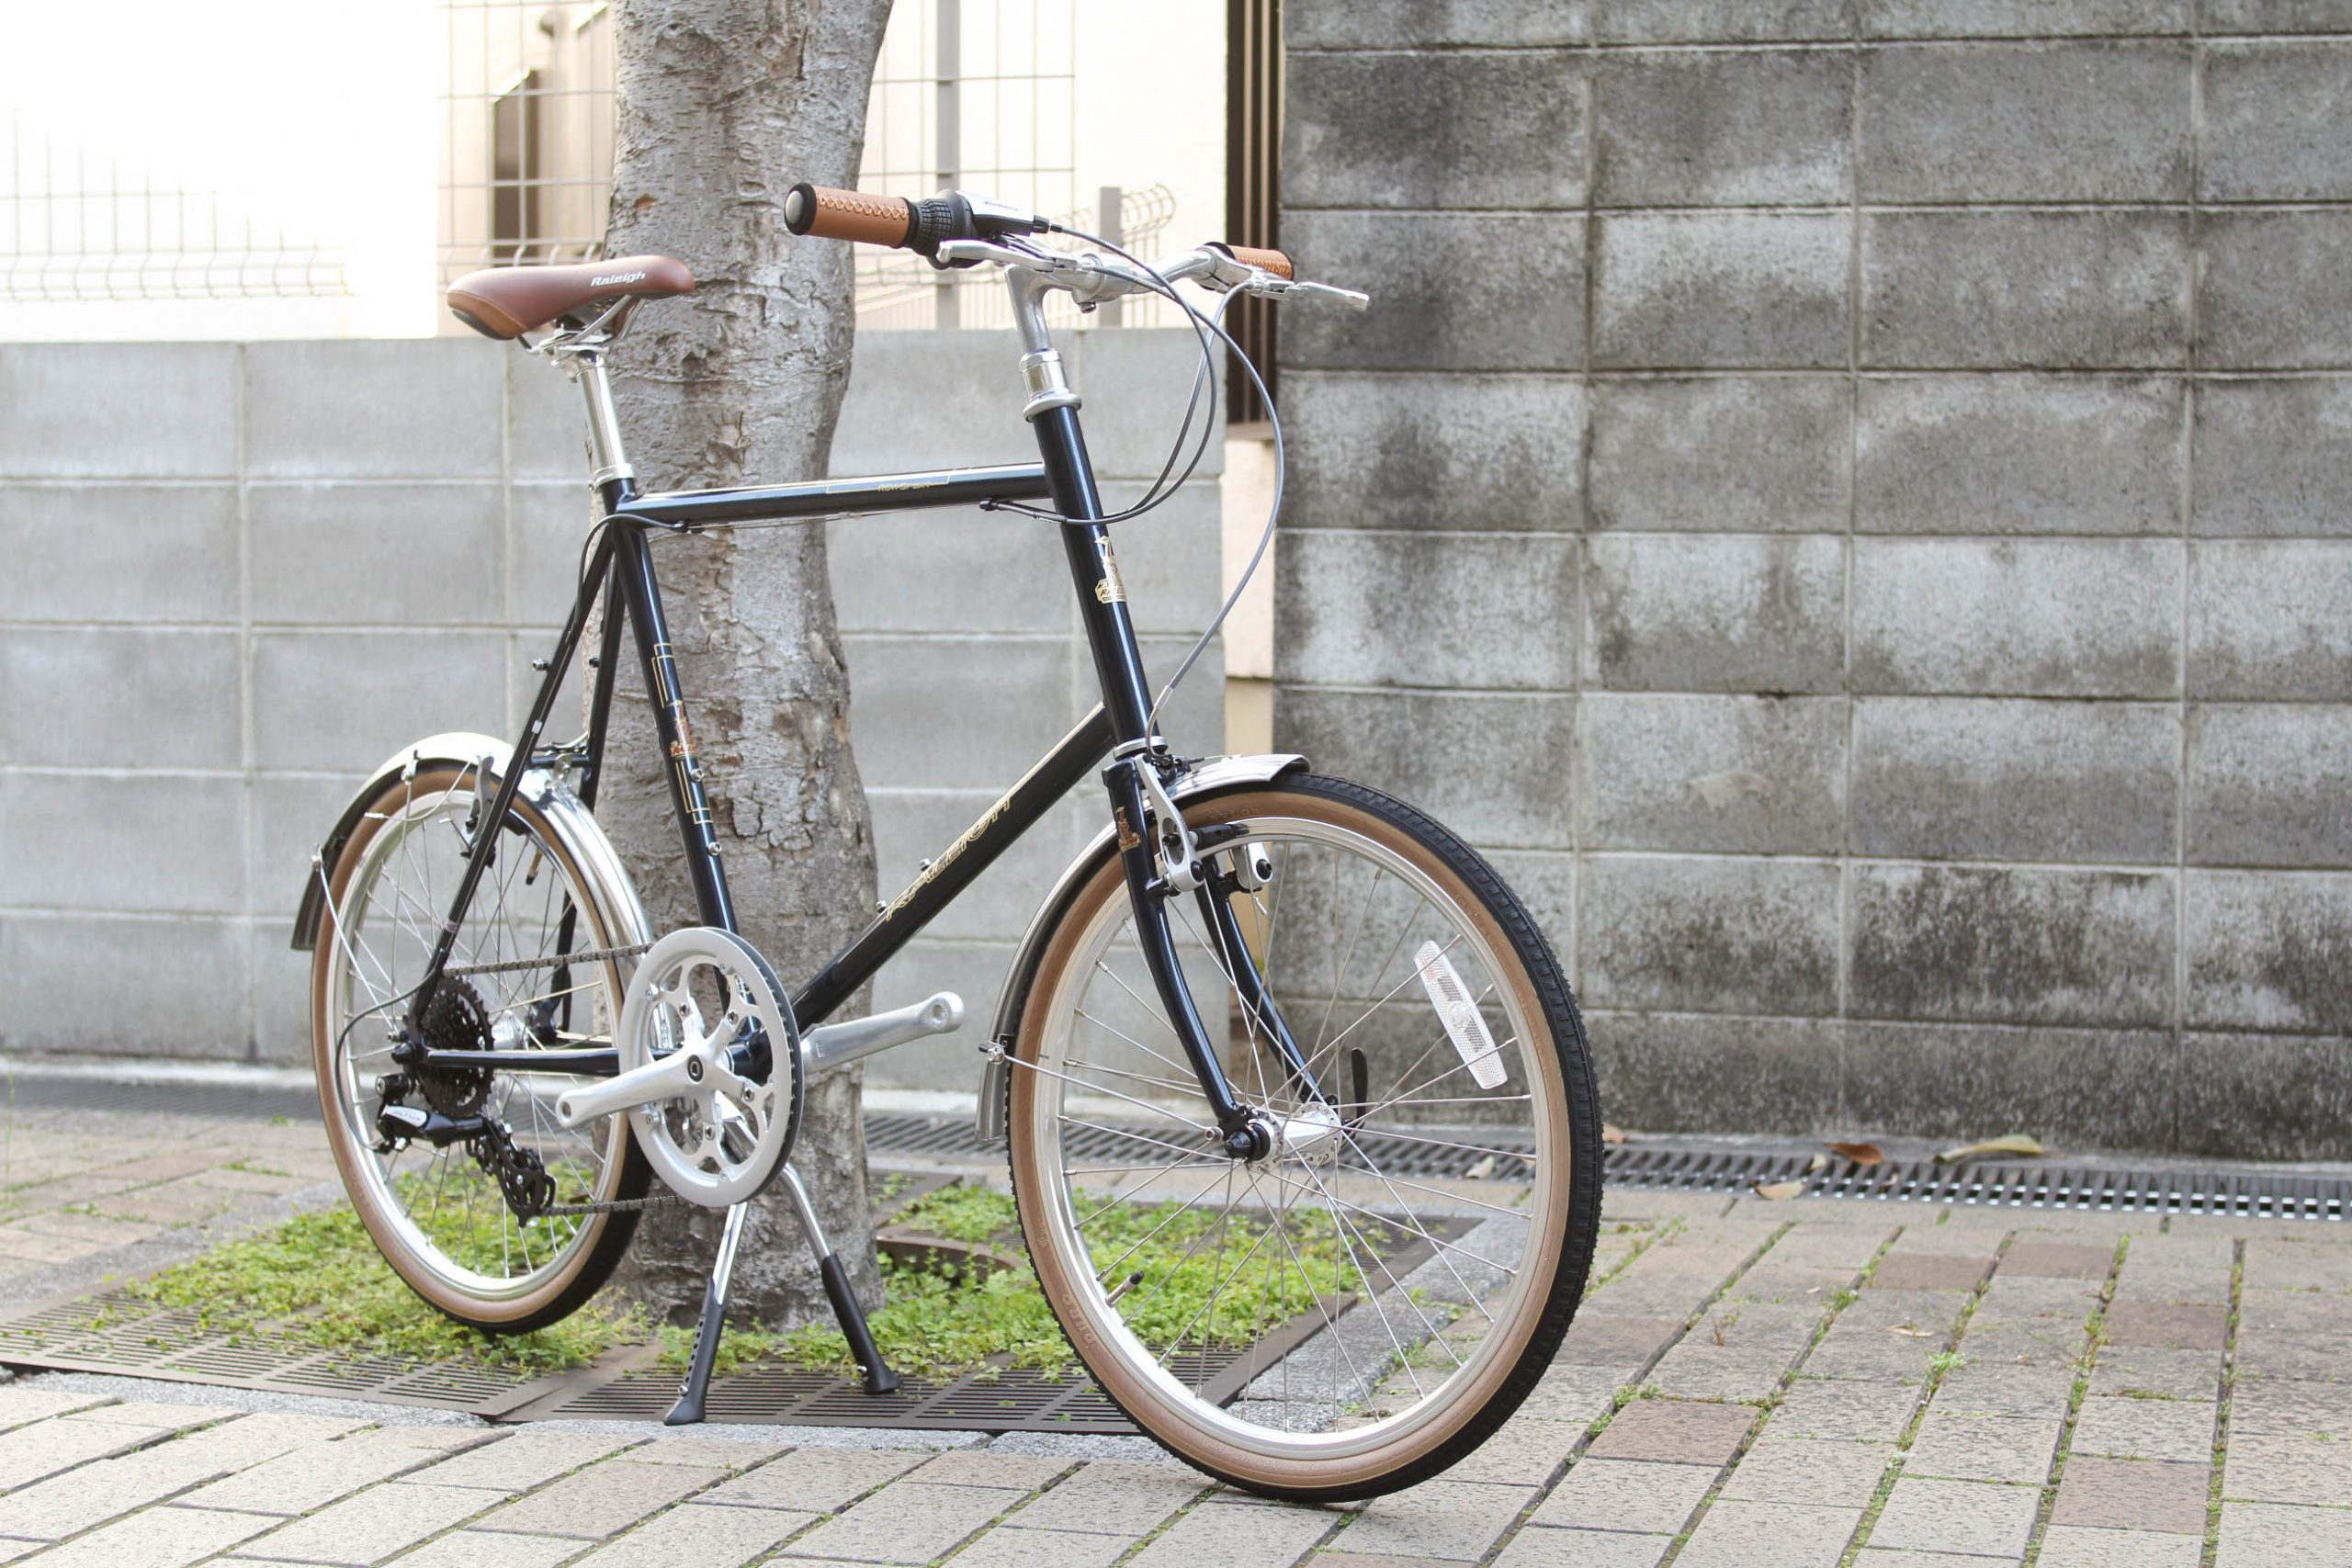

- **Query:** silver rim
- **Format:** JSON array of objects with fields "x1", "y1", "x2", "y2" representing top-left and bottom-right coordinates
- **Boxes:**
[
  {"x1": 1021, "y1": 811, "x2": 1561, "y2": 1464},
  {"x1": 321, "y1": 777, "x2": 628, "y2": 1305}
]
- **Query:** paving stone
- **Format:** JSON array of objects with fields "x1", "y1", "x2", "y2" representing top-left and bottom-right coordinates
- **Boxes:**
[
  {"x1": 2037, "y1": 1523, "x2": 2204, "y2": 1568},
  {"x1": 1999, "y1": 1241, "x2": 2115, "y2": 1280},
  {"x1": 1529, "y1": 1457, "x2": 1717, "y2": 1533},
  {"x1": 1328, "y1": 1479, "x2": 1534, "y2": 1560},
  {"x1": 1514, "y1": 1367, "x2": 1627, "y2": 1425},
  {"x1": 784, "y1": 1481, "x2": 1023, "y2": 1564},
  {"x1": 1558, "y1": 1315, "x2": 1683, "y2": 1366},
  {"x1": 2228, "y1": 1374, "x2": 2352, "y2": 1439},
  {"x1": 31, "y1": 1504, "x2": 274, "y2": 1568},
  {"x1": 179, "y1": 1434, "x2": 448, "y2": 1515},
  {"x1": 1650, "y1": 1338, "x2": 1806, "y2": 1403},
  {"x1": 365, "y1": 1533, "x2": 581, "y2": 1568},
  {"x1": 2069, "y1": 1396, "x2": 2218, "y2": 1462},
  {"x1": 614, "y1": 1438, "x2": 786, "y2": 1471},
  {"x1": 569, "y1": 1501, "x2": 810, "y2": 1567},
  {"x1": 2111, "y1": 1265, "x2": 2231, "y2": 1308},
  {"x1": 1585, "y1": 1400, "x2": 1756, "y2": 1465},
  {"x1": 1867, "y1": 1476, "x2": 2040, "y2": 1558},
  {"x1": 2244, "y1": 1239, "x2": 2352, "y2": 1292},
  {"x1": 2088, "y1": 1347, "x2": 2222, "y2": 1402},
  {"x1": 2222, "y1": 1430, "x2": 2352, "y2": 1505},
  {"x1": 0, "y1": 1390, "x2": 112, "y2": 1431},
  {"x1": 1871, "y1": 1255, "x2": 1990, "y2": 1292},
  {"x1": 952, "y1": 1526, "x2": 1133, "y2": 1568},
  {"x1": 0, "y1": 1416, "x2": 169, "y2": 1491},
  {"x1": 1771, "y1": 1382, "x2": 1922, "y2": 1443},
  {"x1": 404, "y1": 1430, "x2": 639, "y2": 1491},
  {"x1": 59, "y1": 1401, "x2": 228, "y2": 1431},
  {"x1": 698, "y1": 1447, "x2": 928, "y2": 1513},
  {"x1": 1440, "y1": 1416, "x2": 1578, "y2": 1486},
  {"x1": 2230, "y1": 1334, "x2": 2348, "y2": 1381},
  {"x1": 909, "y1": 1450, "x2": 1069, "y2": 1491},
  {"x1": 1123, "y1": 1495, "x2": 1336, "y2": 1568},
  {"x1": 1902, "y1": 1412, "x2": 2063, "y2": 1483},
  {"x1": 2103, "y1": 1301, "x2": 2227, "y2": 1351},
  {"x1": 226, "y1": 1482, "x2": 493, "y2": 1565},
  {"x1": 991, "y1": 1461, "x2": 1205, "y2": 1535},
  {"x1": 1718, "y1": 1437, "x2": 1894, "y2": 1509},
  {"x1": 1929, "y1": 1361, "x2": 2080, "y2": 1416},
  {"x1": 0, "y1": 1416, "x2": 364, "y2": 1540},
  {"x1": 1673, "y1": 1498, "x2": 1863, "y2": 1568},
  {"x1": 2052, "y1": 1457, "x2": 2211, "y2": 1534},
  {"x1": 475, "y1": 1459, "x2": 726, "y2": 1540},
  {"x1": 1491, "y1": 1527, "x2": 1669, "y2": 1568},
  {"x1": 2215, "y1": 1499, "x2": 2352, "y2": 1568}
]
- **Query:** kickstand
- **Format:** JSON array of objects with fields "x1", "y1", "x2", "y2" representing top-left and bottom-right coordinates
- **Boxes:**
[
  {"x1": 780, "y1": 1163, "x2": 901, "y2": 1395},
  {"x1": 662, "y1": 1166, "x2": 900, "y2": 1423},
  {"x1": 663, "y1": 1199, "x2": 748, "y2": 1426}
]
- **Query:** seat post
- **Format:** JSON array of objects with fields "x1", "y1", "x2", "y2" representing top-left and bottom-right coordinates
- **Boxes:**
[{"x1": 573, "y1": 350, "x2": 634, "y2": 489}]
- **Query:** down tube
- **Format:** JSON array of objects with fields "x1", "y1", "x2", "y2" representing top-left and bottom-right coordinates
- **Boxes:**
[{"x1": 792, "y1": 705, "x2": 1115, "y2": 1031}]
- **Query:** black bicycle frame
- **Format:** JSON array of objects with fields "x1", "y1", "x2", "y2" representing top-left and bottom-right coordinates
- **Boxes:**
[{"x1": 402, "y1": 412, "x2": 1306, "y2": 1150}]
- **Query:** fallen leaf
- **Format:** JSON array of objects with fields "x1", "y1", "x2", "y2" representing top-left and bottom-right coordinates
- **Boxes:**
[
  {"x1": 1601, "y1": 1123, "x2": 1628, "y2": 1145},
  {"x1": 1826, "y1": 1141, "x2": 1886, "y2": 1167},
  {"x1": 1753, "y1": 1179, "x2": 1805, "y2": 1201},
  {"x1": 1806, "y1": 1152, "x2": 1829, "y2": 1174},
  {"x1": 1885, "y1": 1324, "x2": 1935, "y2": 1338},
  {"x1": 1936, "y1": 1134, "x2": 2045, "y2": 1164},
  {"x1": 1462, "y1": 1154, "x2": 1497, "y2": 1181}
]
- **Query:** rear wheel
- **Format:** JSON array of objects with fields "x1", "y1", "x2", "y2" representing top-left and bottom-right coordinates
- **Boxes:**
[
  {"x1": 310, "y1": 761, "x2": 649, "y2": 1332},
  {"x1": 1005, "y1": 775, "x2": 1600, "y2": 1500}
]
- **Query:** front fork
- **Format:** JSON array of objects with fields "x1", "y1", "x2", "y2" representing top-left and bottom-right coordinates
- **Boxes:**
[{"x1": 1101, "y1": 756, "x2": 1330, "y2": 1159}]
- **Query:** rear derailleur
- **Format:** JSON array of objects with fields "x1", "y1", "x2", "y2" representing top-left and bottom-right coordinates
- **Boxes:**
[{"x1": 372, "y1": 1074, "x2": 556, "y2": 1223}]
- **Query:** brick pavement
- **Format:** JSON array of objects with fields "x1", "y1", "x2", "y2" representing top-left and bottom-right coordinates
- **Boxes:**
[{"x1": 0, "y1": 1112, "x2": 2342, "y2": 1565}]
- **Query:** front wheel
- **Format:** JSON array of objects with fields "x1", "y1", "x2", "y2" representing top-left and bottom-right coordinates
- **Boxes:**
[{"x1": 1005, "y1": 774, "x2": 1600, "y2": 1500}]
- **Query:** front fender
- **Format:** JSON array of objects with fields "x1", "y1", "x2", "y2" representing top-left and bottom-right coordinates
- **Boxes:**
[{"x1": 975, "y1": 750, "x2": 1307, "y2": 1147}]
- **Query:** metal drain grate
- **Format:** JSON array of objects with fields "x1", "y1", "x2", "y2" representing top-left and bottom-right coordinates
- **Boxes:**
[
  {"x1": 1599, "y1": 1144, "x2": 2351, "y2": 1222},
  {"x1": 864, "y1": 1112, "x2": 1535, "y2": 1182},
  {"x1": 864, "y1": 1116, "x2": 2350, "y2": 1221}
]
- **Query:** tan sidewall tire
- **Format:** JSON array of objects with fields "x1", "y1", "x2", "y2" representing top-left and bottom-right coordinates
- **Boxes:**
[
  {"x1": 310, "y1": 763, "x2": 636, "y2": 1329},
  {"x1": 1007, "y1": 785, "x2": 1578, "y2": 1498}
]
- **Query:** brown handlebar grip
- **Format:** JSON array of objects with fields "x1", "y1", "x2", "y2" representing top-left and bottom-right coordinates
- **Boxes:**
[
  {"x1": 1222, "y1": 244, "x2": 1294, "y2": 279},
  {"x1": 784, "y1": 184, "x2": 916, "y2": 247}
]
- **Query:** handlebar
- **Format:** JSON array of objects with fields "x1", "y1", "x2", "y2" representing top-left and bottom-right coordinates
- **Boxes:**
[{"x1": 783, "y1": 183, "x2": 1364, "y2": 310}]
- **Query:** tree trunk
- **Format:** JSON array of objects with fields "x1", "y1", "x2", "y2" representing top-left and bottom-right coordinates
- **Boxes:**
[{"x1": 600, "y1": 0, "x2": 893, "y2": 1325}]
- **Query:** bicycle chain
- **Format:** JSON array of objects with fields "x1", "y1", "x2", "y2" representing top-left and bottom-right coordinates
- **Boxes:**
[
  {"x1": 435, "y1": 941, "x2": 678, "y2": 1218},
  {"x1": 445, "y1": 942, "x2": 652, "y2": 979}
]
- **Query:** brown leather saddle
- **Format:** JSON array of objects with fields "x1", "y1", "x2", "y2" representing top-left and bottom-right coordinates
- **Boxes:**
[{"x1": 446, "y1": 255, "x2": 695, "y2": 340}]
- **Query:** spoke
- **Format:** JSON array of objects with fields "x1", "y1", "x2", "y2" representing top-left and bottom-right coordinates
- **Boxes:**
[
  {"x1": 1008, "y1": 1054, "x2": 1215, "y2": 1137},
  {"x1": 1316, "y1": 930, "x2": 1474, "y2": 1063},
  {"x1": 1354, "y1": 979, "x2": 1501, "y2": 1122},
  {"x1": 1293, "y1": 1155, "x2": 1431, "y2": 1393},
  {"x1": 1297, "y1": 1153, "x2": 1461, "y2": 1372},
  {"x1": 1311, "y1": 856, "x2": 1376, "y2": 1055},
  {"x1": 1253, "y1": 1163, "x2": 1521, "y2": 1280},
  {"x1": 1064, "y1": 1056, "x2": 1206, "y2": 1099}
]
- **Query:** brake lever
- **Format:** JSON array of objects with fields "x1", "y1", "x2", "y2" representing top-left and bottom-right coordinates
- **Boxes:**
[{"x1": 1252, "y1": 276, "x2": 1371, "y2": 311}]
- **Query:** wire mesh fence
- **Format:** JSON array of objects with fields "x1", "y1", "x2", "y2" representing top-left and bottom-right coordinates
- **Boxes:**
[
  {"x1": 1, "y1": 111, "x2": 349, "y2": 303},
  {"x1": 435, "y1": 0, "x2": 1166, "y2": 330}
]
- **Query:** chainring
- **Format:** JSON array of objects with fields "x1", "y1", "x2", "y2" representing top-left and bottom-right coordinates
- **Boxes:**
[{"x1": 614, "y1": 927, "x2": 803, "y2": 1208}]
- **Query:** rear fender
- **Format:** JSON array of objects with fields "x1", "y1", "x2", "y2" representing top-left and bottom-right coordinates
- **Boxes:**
[{"x1": 289, "y1": 733, "x2": 648, "y2": 971}]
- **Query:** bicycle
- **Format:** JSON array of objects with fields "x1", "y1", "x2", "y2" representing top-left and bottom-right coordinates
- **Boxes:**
[{"x1": 294, "y1": 183, "x2": 1602, "y2": 1501}]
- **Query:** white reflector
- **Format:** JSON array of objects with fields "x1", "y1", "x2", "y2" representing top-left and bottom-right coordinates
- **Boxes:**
[{"x1": 1415, "y1": 940, "x2": 1505, "y2": 1090}]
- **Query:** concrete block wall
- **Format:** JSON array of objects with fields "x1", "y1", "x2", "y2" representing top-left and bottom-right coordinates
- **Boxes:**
[
  {"x1": 0, "y1": 331, "x2": 1221, "y2": 1089},
  {"x1": 1279, "y1": 2, "x2": 2352, "y2": 1157}
]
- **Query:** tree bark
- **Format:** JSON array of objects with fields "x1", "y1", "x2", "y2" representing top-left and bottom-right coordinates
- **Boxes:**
[{"x1": 600, "y1": 0, "x2": 893, "y2": 1325}]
